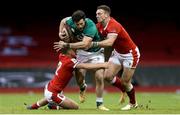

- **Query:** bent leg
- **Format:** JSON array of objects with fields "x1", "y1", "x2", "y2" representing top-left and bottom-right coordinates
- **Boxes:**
[
  {"x1": 120, "y1": 67, "x2": 138, "y2": 110},
  {"x1": 60, "y1": 97, "x2": 79, "y2": 109},
  {"x1": 51, "y1": 93, "x2": 79, "y2": 109},
  {"x1": 103, "y1": 62, "x2": 127, "y2": 104},
  {"x1": 104, "y1": 62, "x2": 121, "y2": 82},
  {"x1": 121, "y1": 67, "x2": 136, "y2": 104},
  {"x1": 75, "y1": 68, "x2": 86, "y2": 88}
]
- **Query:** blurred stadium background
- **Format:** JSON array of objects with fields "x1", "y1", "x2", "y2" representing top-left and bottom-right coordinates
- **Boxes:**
[{"x1": 0, "y1": 0, "x2": 180, "y2": 93}]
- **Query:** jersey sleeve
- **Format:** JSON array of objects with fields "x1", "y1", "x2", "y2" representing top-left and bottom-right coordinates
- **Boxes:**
[
  {"x1": 66, "y1": 17, "x2": 75, "y2": 28},
  {"x1": 107, "y1": 24, "x2": 119, "y2": 34},
  {"x1": 107, "y1": 19, "x2": 122, "y2": 34}
]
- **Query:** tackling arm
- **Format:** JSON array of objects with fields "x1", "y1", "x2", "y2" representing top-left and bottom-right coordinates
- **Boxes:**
[
  {"x1": 92, "y1": 33, "x2": 117, "y2": 47},
  {"x1": 76, "y1": 62, "x2": 108, "y2": 69},
  {"x1": 59, "y1": 17, "x2": 71, "y2": 39},
  {"x1": 54, "y1": 36, "x2": 92, "y2": 52},
  {"x1": 68, "y1": 36, "x2": 92, "y2": 49}
]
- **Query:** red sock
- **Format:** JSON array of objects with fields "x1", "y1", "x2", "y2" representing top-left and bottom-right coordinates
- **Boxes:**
[
  {"x1": 31, "y1": 103, "x2": 40, "y2": 109},
  {"x1": 112, "y1": 76, "x2": 125, "y2": 92},
  {"x1": 127, "y1": 87, "x2": 136, "y2": 104}
]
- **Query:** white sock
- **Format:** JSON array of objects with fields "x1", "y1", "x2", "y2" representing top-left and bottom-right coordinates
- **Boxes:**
[{"x1": 96, "y1": 97, "x2": 103, "y2": 102}]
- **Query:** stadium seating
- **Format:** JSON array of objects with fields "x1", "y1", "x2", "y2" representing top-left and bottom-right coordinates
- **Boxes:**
[
  {"x1": 129, "y1": 20, "x2": 180, "y2": 66},
  {"x1": 0, "y1": 19, "x2": 180, "y2": 69}
]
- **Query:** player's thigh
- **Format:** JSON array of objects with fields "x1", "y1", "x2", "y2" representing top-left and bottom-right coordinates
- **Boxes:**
[
  {"x1": 60, "y1": 97, "x2": 79, "y2": 109},
  {"x1": 75, "y1": 68, "x2": 86, "y2": 77},
  {"x1": 104, "y1": 62, "x2": 122, "y2": 81}
]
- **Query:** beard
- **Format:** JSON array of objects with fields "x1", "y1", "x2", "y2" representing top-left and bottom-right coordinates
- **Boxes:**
[{"x1": 79, "y1": 28, "x2": 83, "y2": 31}]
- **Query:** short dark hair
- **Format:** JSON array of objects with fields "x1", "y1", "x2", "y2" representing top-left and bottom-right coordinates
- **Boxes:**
[
  {"x1": 97, "y1": 5, "x2": 111, "y2": 15},
  {"x1": 72, "y1": 10, "x2": 86, "y2": 23},
  {"x1": 60, "y1": 47, "x2": 71, "y2": 54}
]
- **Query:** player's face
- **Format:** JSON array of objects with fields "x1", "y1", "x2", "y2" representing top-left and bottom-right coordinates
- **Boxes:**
[
  {"x1": 75, "y1": 19, "x2": 85, "y2": 31},
  {"x1": 96, "y1": 9, "x2": 108, "y2": 23}
]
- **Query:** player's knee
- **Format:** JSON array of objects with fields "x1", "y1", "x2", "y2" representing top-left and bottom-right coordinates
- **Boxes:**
[
  {"x1": 71, "y1": 101, "x2": 79, "y2": 109},
  {"x1": 104, "y1": 71, "x2": 112, "y2": 81},
  {"x1": 95, "y1": 74, "x2": 103, "y2": 81},
  {"x1": 104, "y1": 72, "x2": 114, "y2": 82},
  {"x1": 104, "y1": 76, "x2": 114, "y2": 83},
  {"x1": 73, "y1": 104, "x2": 79, "y2": 110}
]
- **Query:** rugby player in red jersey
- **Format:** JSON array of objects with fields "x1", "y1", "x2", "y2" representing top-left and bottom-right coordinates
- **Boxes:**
[
  {"x1": 92, "y1": 5, "x2": 140, "y2": 110},
  {"x1": 26, "y1": 48, "x2": 108, "y2": 110}
]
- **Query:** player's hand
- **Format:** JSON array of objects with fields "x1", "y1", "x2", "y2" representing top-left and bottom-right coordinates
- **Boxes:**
[
  {"x1": 53, "y1": 41, "x2": 67, "y2": 52},
  {"x1": 59, "y1": 28, "x2": 69, "y2": 40}
]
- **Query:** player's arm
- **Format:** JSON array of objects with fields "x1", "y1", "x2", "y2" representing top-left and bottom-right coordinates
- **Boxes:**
[
  {"x1": 62, "y1": 22, "x2": 96, "y2": 49},
  {"x1": 54, "y1": 36, "x2": 92, "y2": 52},
  {"x1": 68, "y1": 36, "x2": 92, "y2": 49},
  {"x1": 76, "y1": 62, "x2": 108, "y2": 69},
  {"x1": 59, "y1": 17, "x2": 71, "y2": 39},
  {"x1": 92, "y1": 33, "x2": 117, "y2": 47}
]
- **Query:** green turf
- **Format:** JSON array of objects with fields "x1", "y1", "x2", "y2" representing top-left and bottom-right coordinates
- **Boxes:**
[{"x1": 0, "y1": 92, "x2": 180, "y2": 114}]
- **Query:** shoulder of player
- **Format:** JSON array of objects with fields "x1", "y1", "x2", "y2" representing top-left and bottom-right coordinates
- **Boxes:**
[
  {"x1": 65, "y1": 17, "x2": 74, "y2": 25},
  {"x1": 59, "y1": 54, "x2": 72, "y2": 62},
  {"x1": 85, "y1": 18, "x2": 93, "y2": 22},
  {"x1": 109, "y1": 17, "x2": 122, "y2": 27},
  {"x1": 96, "y1": 22, "x2": 101, "y2": 28},
  {"x1": 85, "y1": 18, "x2": 96, "y2": 25}
]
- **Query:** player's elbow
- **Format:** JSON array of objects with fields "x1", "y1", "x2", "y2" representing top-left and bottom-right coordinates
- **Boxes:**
[
  {"x1": 61, "y1": 18, "x2": 67, "y2": 24},
  {"x1": 105, "y1": 41, "x2": 113, "y2": 46}
]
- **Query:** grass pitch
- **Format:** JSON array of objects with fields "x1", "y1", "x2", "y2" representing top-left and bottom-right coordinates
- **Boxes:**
[{"x1": 0, "y1": 92, "x2": 180, "y2": 114}]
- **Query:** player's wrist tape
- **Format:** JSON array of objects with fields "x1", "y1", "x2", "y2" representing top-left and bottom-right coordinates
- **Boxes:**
[
  {"x1": 64, "y1": 43, "x2": 70, "y2": 48},
  {"x1": 92, "y1": 42, "x2": 99, "y2": 47}
]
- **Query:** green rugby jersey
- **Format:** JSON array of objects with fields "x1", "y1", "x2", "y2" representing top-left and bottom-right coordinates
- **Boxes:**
[{"x1": 66, "y1": 17, "x2": 101, "y2": 52}]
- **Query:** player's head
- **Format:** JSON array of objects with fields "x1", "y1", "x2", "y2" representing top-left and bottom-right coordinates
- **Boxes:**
[
  {"x1": 96, "y1": 5, "x2": 111, "y2": 23},
  {"x1": 61, "y1": 48, "x2": 76, "y2": 58},
  {"x1": 72, "y1": 10, "x2": 86, "y2": 31}
]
